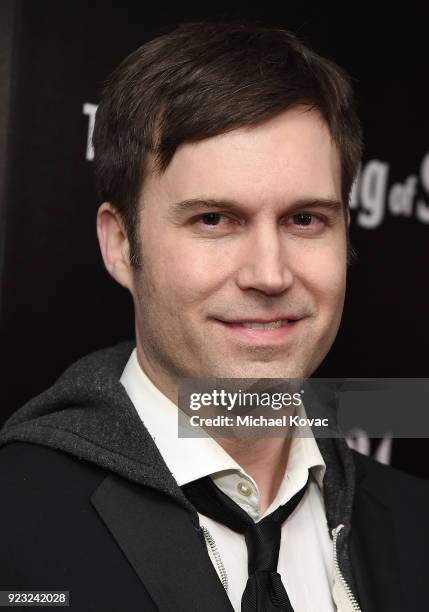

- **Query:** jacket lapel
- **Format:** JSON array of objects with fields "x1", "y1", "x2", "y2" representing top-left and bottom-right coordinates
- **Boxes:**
[
  {"x1": 350, "y1": 465, "x2": 402, "y2": 612},
  {"x1": 91, "y1": 474, "x2": 234, "y2": 612}
]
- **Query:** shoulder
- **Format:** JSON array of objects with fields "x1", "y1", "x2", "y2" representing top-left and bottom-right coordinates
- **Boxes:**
[
  {"x1": 0, "y1": 441, "x2": 107, "y2": 486},
  {"x1": 0, "y1": 445, "x2": 157, "y2": 609},
  {"x1": 0, "y1": 442, "x2": 108, "y2": 518},
  {"x1": 351, "y1": 449, "x2": 429, "y2": 508},
  {"x1": 0, "y1": 443, "x2": 110, "y2": 586}
]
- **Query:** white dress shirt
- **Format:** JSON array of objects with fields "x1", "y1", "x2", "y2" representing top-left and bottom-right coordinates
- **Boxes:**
[{"x1": 120, "y1": 348, "x2": 336, "y2": 611}]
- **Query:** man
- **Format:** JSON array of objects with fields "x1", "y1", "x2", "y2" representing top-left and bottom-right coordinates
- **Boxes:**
[{"x1": 0, "y1": 21, "x2": 428, "y2": 612}]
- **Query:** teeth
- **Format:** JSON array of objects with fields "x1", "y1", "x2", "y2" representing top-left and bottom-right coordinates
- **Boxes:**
[{"x1": 240, "y1": 319, "x2": 288, "y2": 330}]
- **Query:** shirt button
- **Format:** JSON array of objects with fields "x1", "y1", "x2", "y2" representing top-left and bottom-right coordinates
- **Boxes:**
[{"x1": 237, "y1": 481, "x2": 252, "y2": 497}]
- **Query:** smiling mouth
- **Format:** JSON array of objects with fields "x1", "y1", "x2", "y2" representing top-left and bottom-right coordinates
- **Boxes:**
[
  {"x1": 213, "y1": 317, "x2": 301, "y2": 344},
  {"x1": 231, "y1": 319, "x2": 289, "y2": 330}
]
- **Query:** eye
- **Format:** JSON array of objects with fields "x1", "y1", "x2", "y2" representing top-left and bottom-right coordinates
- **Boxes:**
[
  {"x1": 292, "y1": 212, "x2": 317, "y2": 226},
  {"x1": 283, "y1": 211, "x2": 327, "y2": 235},
  {"x1": 194, "y1": 212, "x2": 237, "y2": 231},
  {"x1": 200, "y1": 212, "x2": 224, "y2": 226}
]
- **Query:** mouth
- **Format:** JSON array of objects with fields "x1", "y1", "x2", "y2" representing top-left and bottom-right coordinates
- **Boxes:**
[
  {"x1": 213, "y1": 317, "x2": 303, "y2": 344},
  {"x1": 228, "y1": 318, "x2": 290, "y2": 330}
]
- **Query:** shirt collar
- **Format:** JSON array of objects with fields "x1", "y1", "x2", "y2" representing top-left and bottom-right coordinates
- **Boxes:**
[
  {"x1": 120, "y1": 349, "x2": 244, "y2": 485},
  {"x1": 120, "y1": 348, "x2": 326, "y2": 494}
]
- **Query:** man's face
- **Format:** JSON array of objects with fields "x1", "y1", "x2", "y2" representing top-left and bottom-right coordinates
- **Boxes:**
[{"x1": 130, "y1": 107, "x2": 347, "y2": 390}]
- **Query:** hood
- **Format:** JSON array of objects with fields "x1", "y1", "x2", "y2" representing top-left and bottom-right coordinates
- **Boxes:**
[{"x1": 0, "y1": 341, "x2": 195, "y2": 514}]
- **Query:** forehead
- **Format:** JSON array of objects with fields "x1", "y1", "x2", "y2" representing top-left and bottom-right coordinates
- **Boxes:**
[{"x1": 143, "y1": 107, "x2": 342, "y2": 208}]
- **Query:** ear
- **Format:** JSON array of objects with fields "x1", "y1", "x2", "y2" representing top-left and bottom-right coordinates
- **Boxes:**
[{"x1": 96, "y1": 202, "x2": 134, "y2": 291}]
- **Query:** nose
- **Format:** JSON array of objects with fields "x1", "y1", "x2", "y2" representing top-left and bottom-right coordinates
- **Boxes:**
[{"x1": 235, "y1": 222, "x2": 294, "y2": 295}]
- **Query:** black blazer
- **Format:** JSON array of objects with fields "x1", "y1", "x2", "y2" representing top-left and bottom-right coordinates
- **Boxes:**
[{"x1": 0, "y1": 440, "x2": 428, "y2": 612}]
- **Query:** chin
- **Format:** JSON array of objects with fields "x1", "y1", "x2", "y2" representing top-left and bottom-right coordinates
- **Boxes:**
[{"x1": 211, "y1": 362, "x2": 308, "y2": 380}]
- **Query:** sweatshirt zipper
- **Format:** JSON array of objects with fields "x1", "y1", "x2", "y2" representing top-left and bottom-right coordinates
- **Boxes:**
[
  {"x1": 203, "y1": 522, "x2": 359, "y2": 609},
  {"x1": 332, "y1": 524, "x2": 361, "y2": 611},
  {"x1": 201, "y1": 525, "x2": 229, "y2": 593}
]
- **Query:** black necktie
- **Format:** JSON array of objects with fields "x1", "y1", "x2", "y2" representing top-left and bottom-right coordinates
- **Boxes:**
[{"x1": 182, "y1": 476, "x2": 308, "y2": 611}]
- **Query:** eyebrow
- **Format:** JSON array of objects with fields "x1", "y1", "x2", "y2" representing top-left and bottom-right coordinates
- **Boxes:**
[{"x1": 168, "y1": 197, "x2": 344, "y2": 217}]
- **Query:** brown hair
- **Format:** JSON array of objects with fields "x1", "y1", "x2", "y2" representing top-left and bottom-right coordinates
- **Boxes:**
[{"x1": 93, "y1": 21, "x2": 363, "y2": 265}]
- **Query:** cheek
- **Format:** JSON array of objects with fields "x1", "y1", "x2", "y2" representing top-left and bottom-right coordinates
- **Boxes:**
[
  {"x1": 316, "y1": 267, "x2": 347, "y2": 319},
  {"x1": 295, "y1": 244, "x2": 347, "y2": 308},
  {"x1": 153, "y1": 237, "x2": 230, "y2": 305}
]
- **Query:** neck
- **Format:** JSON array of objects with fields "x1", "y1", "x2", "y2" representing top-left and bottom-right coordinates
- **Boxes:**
[
  {"x1": 217, "y1": 436, "x2": 292, "y2": 515},
  {"x1": 134, "y1": 344, "x2": 292, "y2": 514}
]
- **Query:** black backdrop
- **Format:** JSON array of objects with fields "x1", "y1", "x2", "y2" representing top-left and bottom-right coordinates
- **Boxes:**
[{"x1": 1, "y1": 1, "x2": 428, "y2": 476}]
